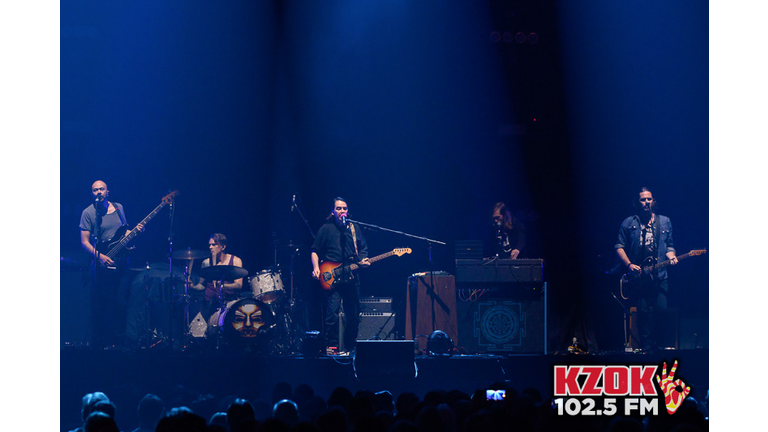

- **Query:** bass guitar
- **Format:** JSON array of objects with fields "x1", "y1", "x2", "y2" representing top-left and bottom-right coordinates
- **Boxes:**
[
  {"x1": 319, "y1": 248, "x2": 412, "y2": 290},
  {"x1": 620, "y1": 248, "x2": 706, "y2": 298},
  {"x1": 95, "y1": 190, "x2": 179, "y2": 270}
]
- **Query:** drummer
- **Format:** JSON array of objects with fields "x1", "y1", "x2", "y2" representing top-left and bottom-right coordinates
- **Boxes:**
[{"x1": 191, "y1": 233, "x2": 245, "y2": 320}]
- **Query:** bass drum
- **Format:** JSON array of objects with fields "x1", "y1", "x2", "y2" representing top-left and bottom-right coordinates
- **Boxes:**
[{"x1": 209, "y1": 298, "x2": 275, "y2": 352}]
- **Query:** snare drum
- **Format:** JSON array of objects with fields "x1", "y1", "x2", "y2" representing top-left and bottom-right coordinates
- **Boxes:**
[{"x1": 250, "y1": 269, "x2": 284, "y2": 304}]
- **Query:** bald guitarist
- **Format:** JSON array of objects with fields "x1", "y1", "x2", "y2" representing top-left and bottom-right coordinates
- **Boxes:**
[
  {"x1": 311, "y1": 197, "x2": 370, "y2": 355},
  {"x1": 79, "y1": 180, "x2": 146, "y2": 349}
]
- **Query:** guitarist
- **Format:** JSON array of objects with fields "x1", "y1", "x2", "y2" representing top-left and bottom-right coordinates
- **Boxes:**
[
  {"x1": 79, "y1": 180, "x2": 144, "y2": 349},
  {"x1": 310, "y1": 197, "x2": 370, "y2": 355},
  {"x1": 615, "y1": 187, "x2": 677, "y2": 352}
]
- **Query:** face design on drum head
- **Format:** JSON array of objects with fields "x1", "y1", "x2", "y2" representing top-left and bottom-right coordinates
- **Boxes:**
[{"x1": 231, "y1": 303, "x2": 265, "y2": 337}]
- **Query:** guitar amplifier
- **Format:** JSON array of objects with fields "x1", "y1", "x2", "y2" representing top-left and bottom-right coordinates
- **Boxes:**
[
  {"x1": 360, "y1": 297, "x2": 393, "y2": 313},
  {"x1": 358, "y1": 312, "x2": 396, "y2": 341}
]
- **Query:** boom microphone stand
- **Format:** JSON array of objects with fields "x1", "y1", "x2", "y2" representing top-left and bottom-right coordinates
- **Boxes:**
[{"x1": 346, "y1": 219, "x2": 446, "y2": 341}]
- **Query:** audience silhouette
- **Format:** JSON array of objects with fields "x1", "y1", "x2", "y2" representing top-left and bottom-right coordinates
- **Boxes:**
[{"x1": 64, "y1": 381, "x2": 709, "y2": 432}]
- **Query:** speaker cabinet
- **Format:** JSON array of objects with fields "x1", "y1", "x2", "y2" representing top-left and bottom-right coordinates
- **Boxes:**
[
  {"x1": 358, "y1": 312, "x2": 396, "y2": 341},
  {"x1": 457, "y1": 285, "x2": 547, "y2": 354},
  {"x1": 405, "y1": 274, "x2": 459, "y2": 353}
]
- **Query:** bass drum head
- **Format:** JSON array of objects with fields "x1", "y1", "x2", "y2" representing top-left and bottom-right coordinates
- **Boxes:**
[{"x1": 218, "y1": 297, "x2": 274, "y2": 352}]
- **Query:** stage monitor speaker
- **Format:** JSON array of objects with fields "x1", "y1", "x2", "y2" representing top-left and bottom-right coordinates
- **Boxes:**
[
  {"x1": 358, "y1": 312, "x2": 396, "y2": 341},
  {"x1": 61, "y1": 269, "x2": 90, "y2": 347},
  {"x1": 457, "y1": 286, "x2": 546, "y2": 354},
  {"x1": 354, "y1": 340, "x2": 415, "y2": 380}
]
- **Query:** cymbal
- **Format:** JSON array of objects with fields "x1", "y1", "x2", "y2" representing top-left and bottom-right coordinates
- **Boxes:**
[
  {"x1": 199, "y1": 265, "x2": 248, "y2": 281},
  {"x1": 277, "y1": 242, "x2": 304, "y2": 250},
  {"x1": 172, "y1": 249, "x2": 210, "y2": 260}
]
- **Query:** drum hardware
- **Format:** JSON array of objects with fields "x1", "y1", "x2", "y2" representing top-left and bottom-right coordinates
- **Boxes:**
[
  {"x1": 134, "y1": 263, "x2": 161, "y2": 349},
  {"x1": 171, "y1": 249, "x2": 217, "y2": 346},
  {"x1": 276, "y1": 241, "x2": 303, "y2": 303}
]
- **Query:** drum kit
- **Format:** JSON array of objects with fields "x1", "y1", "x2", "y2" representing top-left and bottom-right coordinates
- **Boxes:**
[{"x1": 168, "y1": 247, "x2": 301, "y2": 354}]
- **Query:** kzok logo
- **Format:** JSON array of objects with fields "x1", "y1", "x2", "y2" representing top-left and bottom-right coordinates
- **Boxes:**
[{"x1": 552, "y1": 360, "x2": 691, "y2": 416}]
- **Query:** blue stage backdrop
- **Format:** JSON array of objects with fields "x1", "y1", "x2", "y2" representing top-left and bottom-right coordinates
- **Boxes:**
[{"x1": 61, "y1": 0, "x2": 707, "y2": 353}]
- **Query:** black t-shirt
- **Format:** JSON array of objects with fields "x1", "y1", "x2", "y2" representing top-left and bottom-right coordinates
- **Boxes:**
[
  {"x1": 485, "y1": 218, "x2": 526, "y2": 258},
  {"x1": 311, "y1": 221, "x2": 368, "y2": 263}
]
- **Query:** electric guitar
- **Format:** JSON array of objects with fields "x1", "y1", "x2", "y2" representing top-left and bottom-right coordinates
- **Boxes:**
[
  {"x1": 318, "y1": 248, "x2": 412, "y2": 290},
  {"x1": 94, "y1": 190, "x2": 179, "y2": 270},
  {"x1": 620, "y1": 249, "x2": 707, "y2": 296}
]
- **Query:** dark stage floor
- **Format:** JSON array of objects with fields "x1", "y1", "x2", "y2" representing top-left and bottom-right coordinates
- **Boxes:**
[{"x1": 60, "y1": 346, "x2": 709, "y2": 431}]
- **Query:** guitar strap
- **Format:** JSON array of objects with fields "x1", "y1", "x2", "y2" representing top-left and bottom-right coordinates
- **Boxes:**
[
  {"x1": 113, "y1": 202, "x2": 128, "y2": 227},
  {"x1": 349, "y1": 223, "x2": 359, "y2": 257}
]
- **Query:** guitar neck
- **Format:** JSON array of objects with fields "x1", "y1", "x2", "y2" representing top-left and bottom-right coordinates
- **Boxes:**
[
  {"x1": 346, "y1": 251, "x2": 395, "y2": 271},
  {"x1": 653, "y1": 251, "x2": 694, "y2": 270},
  {"x1": 106, "y1": 201, "x2": 168, "y2": 259}
]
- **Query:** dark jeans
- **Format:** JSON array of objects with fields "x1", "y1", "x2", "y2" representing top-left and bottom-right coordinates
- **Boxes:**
[
  {"x1": 87, "y1": 268, "x2": 128, "y2": 348},
  {"x1": 324, "y1": 281, "x2": 360, "y2": 351},
  {"x1": 634, "y1": 278, "x2": 669, "y2": 350}
]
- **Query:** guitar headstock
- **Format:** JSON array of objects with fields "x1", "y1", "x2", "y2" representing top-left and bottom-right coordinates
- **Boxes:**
[
  {"x1": 689, "y1": 249, "x2": 707, "y2": 256},
  {"x1": 163, "y1": 190, "x2": 180, "y2": 204},
  {"x1": 393, "y1": 248, "x2": 412, "y2": 257}
]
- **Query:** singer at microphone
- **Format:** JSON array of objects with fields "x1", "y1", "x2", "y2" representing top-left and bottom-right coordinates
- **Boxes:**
[
  {"x1": 310, "y1": 196, "x2": 371, "y2": 355},
  {"x1": 79, "y1": 180, "x2": 144, "y2": 349}
]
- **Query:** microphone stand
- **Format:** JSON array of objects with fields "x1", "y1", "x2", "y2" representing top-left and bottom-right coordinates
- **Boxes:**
[
  {"x1": 611, "y1": 291, "x2": 636, "y2": 352},
  {"x1": 167, "y1": 199, "x2": 180, "y2": 350},
  {"x1": 91, "y1": 200, "x2": 103, "y2": 349},
  {"x1": 291, "y1": 194, "x2": 316, "y2": 240},
  {"x1": 346, "y1": 219, "x2": 446, "y2": 342}
]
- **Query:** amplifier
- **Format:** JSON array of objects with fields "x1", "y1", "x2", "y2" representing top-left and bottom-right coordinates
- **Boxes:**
[
  {"x1": 358, "y1": 312, "x2": 396, "y2": 341},
  {"x1": 360, "y1": 297, "x2": 393, "y2": 313}
]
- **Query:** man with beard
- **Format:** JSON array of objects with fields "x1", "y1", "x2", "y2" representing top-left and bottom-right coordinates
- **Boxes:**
[
  {"x1": 311, "y1": 197, "x2": 370, "y2": 355},
  {"x1": 615, "y1": 187, "x2": 678, "y2": 352}
]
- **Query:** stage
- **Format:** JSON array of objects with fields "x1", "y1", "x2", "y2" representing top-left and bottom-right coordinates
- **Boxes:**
[{"x1": 60, "y1": 346, "x2": 709, "y2": 431}]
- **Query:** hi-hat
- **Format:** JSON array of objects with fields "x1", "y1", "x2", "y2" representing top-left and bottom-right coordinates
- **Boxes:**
[
  {"x1": 277, "y1": 241, "x2": 303, "y2": 250},
  {"x1": 199, "y1": 265, "x2": 248, "y2": 281},
  {"x1": 172, "y1": 249, "x2": 210, "y2": 260}
]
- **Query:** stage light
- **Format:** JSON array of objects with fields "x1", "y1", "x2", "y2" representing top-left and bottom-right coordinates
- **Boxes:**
[{"x1": 427, "y1": 330, "x2": 454, "y2": 356}]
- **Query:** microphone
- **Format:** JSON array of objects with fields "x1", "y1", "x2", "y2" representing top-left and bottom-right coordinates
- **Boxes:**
[
  {"x1": 291, "y1": 195, "x2": 295, "y2": 212},
  {"x1": 341, "y1": 215, "x2": 348, "y2": 226}
]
